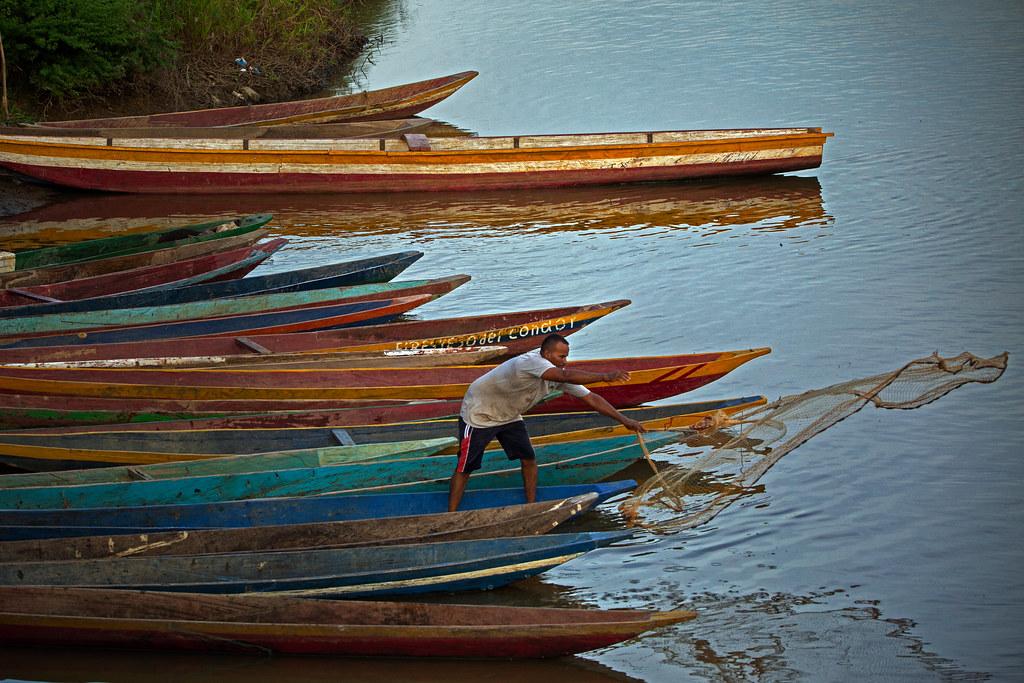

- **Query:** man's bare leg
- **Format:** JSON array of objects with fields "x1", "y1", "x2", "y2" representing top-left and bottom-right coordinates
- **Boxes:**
[
  {"x1": 448, "y1": 471, "x2": 471, "y2": 512},
  {"x1": 520, "y1": 459, "x2": 538, "y2": 503}
]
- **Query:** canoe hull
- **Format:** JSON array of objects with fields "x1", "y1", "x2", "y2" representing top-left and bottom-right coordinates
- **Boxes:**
[
  {"x1": 0, "y1": 299, "x2": 628, "y2": 365},
  {"x1": 0, "y1": 494, "x2": 599, "y2": 561},
  {"x1": 0, "y1": 129, "x2": 832, "y2": 193},
  {"x1": 36, "y1": 71, "x2": 478, "y2": 128},
  {"x1": 0, "y1": 531, "x2": 631, "y2": 598},
  {"x1": 0, "y1": 240, "x2": 283, "y2": 308},
  {"x1": 0, "y1": 481, "x2": 638, "y2": 540},
  {"x1": 0, "y1": 433, "x2": 678, "y2": 507},
  {"x1": 0, "y1": 586, "x2": 694, "y2": 658},
  {"x1": 0, "y1": 250, "x2": 423, "y2": 319}
]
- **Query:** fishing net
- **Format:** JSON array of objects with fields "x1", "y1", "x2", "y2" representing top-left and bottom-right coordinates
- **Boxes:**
[{"x1": 620, "y1": 351, "x2": 1008, "y2": 534}]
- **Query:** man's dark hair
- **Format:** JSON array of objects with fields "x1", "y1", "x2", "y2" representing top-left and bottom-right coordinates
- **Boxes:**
[{"x1": 541, "y1": 334, "x2": 569, "y2": 352}]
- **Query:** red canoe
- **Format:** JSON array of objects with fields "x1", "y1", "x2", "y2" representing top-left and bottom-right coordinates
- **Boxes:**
[
  {"x1": 0, "y1": 239, "x2": 285, "y2": 308},
  {"x1": 0, "y1": 228, "x2": 270, "y2": 289},
  {"x1": 0, "y1": 299, "x2": 629, "y2": 364},
  {"x1": 35, "y1": 71, "x2": 478, "y2": 128},
  {"x1": 0, "y1": 586, "x2": 694, "y2": 659},
  {"x1": 0, "y1": 348, "x2": 771, "y2": 406}
]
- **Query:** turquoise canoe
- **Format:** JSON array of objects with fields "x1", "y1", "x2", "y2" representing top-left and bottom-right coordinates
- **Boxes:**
[
  {"x1": 0, "y1": 276, "x2": 463, "y2": 338},
  {"x1": 0, "y1": 432, "x2": 678, "y2": 510},
  {"x1": 0, "y1": 437, "x2": 458, "y2": 488}
]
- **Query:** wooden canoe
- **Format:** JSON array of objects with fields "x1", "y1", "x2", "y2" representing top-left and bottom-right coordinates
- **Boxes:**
[
  {"x1": 1, "y1": 345, "x2": 507, "y2": 371},
  {"x1": 0, "y1": 127, "x2": 834, "y2": 194},
  {"x1": 0, "y1": 239, "x2": 285, "y2": 309},
  {"x1": 0, "y1": 225, "x2": 270, "y2": 289},
  {"x1": 0, "y1": 394, "x2": 459, "y2": 432},
  {"x1": 0, "y1": 494, "x2": 599, "y2": 562},
  {"x1": 0, "y1": 293, "x2": 442, "y2": 351},
  {"x1": 4, "y1": 214, "x2": 273, "y2": 272},
  {"x1": 0, "y1": 530, "x2": 634, "y2": 597},
  {"x1": 0, "y1": 585, "x2": 693, "y2": 658},
  {"x1": 0, "y1": 435, "x2": 458, "y2": 487},
  {"x1": 9, "y1": 119, "x2": 435, "y2": 141},
  {"x1": 35, "y1": 71, "x2": 478, "y2": 128},
  {"x1": 0, "y1": 432, "x2": 679, "y2": 507},
  {"x1": 0, "y1": 348, "x2": 770, "y2": 403},
  {"x1": 0, "y1": 249, "x2": 423, "y2": 319},
  {"x1": 0, "y1": 480, "x2": 638, "y2": 540},
  {"x1": 0, "y1": 396, "x2": 765, "y2": 476},
  {"x1": 0, "y1": 299, "x2": 628, "y2": 364},
  {"x1": 0, "y1": 276, "x2": 468, "y2": 340}
]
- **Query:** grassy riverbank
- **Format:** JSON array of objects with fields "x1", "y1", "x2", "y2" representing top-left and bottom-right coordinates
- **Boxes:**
[{"x1": 0, "y1": 0, "x2": 391, "y2": 123}]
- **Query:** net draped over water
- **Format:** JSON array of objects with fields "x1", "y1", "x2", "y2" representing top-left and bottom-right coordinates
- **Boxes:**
[{"x1": 620, "y1": 351, "x2": 1009, "y2": 534}]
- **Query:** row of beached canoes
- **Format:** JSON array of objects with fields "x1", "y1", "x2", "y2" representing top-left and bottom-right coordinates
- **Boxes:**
[
  {"x1": 0, "y1": 64, "x2": 813, "y2": 657},
  {"x1": 0, "y1": 69, "x2": 832, "y2": 195},
  {"x1": 0, "y1": 212, "x2": 769, "y2": 658},
  {"x1": 0, "y1": 215, "x2": 769, "y2": 657}
]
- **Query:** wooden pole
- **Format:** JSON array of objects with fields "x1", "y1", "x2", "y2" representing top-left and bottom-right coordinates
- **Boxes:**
[{"x1": 0, "y1": 31, "x2": 8, "y2": 119}]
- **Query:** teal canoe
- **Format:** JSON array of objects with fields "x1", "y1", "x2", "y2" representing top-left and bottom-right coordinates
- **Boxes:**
[
  {"x1": 0, "y1": 437, "x2": 458, "y2": 488},
  {"x1": 0, "y1": 432, "x2": 679, "y2": 510},
  {"x1": 0, "y1": 276, "x2": 465, "y2": 338}
]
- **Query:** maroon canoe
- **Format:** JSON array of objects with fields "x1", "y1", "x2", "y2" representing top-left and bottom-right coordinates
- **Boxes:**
[
  {"x1": 0, "y1": 228, "x2": 270, "y2": 289},
  {"x1": 0, "y1": 299, "x2": 629, "y2": 364},
  {"x1": 35, "y1": 71, "x2": 478, "y2": 129},
  {"x1": 0, "y1": 239, "x2": 285, "y2": 308},
  {"x1": 0, "y1": 586, "x2": 694, "y2": 659}
]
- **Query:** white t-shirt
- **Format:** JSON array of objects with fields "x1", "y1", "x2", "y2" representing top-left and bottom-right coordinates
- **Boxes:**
[{"x1": 460, "y1": 349, "x2": 591, "y2": 428}]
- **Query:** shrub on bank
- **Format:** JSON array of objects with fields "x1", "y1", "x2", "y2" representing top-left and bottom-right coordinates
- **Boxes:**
[{"x1": 0, "y1": 0, "x2": 375, "y2": 116}]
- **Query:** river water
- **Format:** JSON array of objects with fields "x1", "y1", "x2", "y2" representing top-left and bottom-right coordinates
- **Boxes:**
[{"x1": 0, "y1": 0, "x2": 1022, "y2": 681}]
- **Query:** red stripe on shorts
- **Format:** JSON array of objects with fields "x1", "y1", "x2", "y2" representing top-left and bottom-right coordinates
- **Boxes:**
[{"x1": 457, "y1": 423, "x2": 473, "y2": 472}]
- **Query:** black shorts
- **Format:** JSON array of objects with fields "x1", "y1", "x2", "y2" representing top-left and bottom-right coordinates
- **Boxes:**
[{"x1": 455, "y1": 418, "x2": 536, "y2": 473}]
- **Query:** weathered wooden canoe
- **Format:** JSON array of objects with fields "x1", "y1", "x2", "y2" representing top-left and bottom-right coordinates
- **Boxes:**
[
  {"x1": 3, "y1": 345, "x2": 507, "y2": 371},
  {"x1": 10, "y1": 119, "x2": 435, "y2": 141},
  {"x1": 0, "y1": 127, "x2": 833, "y2": 194},
  {"x1": 0, "y1": 276, "x2": 467, "y2": 339},
  {"x1": 0, "y1": 249, "x2": 424, "y2": 318},
  {"x1": 0, "y1": 293, "x2": 440, "y2": 350},
  {"x1": 35, "y1": 71, "x2": 478, "y2": 128},
  {"x1": 0, "y1": 225, "x2": 271, "y2": 289},
  {"x1": 0, "y1": 494, "x2": 599, "y2": 562},
  {"x1": 3, "y1": 214, "x2": 272, "y2": 272},
  {"x1": 0, "y1": 435, "x2": 458, "y2": 486},
  {"x1": 0, "y1": 396, "x2": 765, "y2": 476},
  {"x1": 0, "y1": 239, "x2": 285, "y2": 309},
  {"x1": 0, "y1": 585, "x2": 695, "y2": 658},
  {"x1": 0, "y1": 394, "x2": 458, "y2": 432},
  {"x1": 0, "y1": 530, "x2": 634, "y2": 597},
  {"x1": 0, "y1": 299, "x2": 627, "y2": 364},
  {"x1": 0, "y1": 480, "x2": 637, "y2": 540},
  {"x1": 0, "y1": 435, "x2": 457, "y2": 486},
  {"x1": 0, "y1": 348, "x2": 770, "y2": 405},
  {"x1": 0, "y1": 432, "x2": 678, "y2": 508},
  {"x1": 0, "y1": 278, "x2": 468, "y2": 348}
]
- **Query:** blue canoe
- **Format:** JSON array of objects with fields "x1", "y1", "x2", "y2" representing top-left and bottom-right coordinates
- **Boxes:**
[
  {"x1": 0, "y1": 433, "x2": 676, "y2": 510},
  {"x1": 0, "y1": 480, "x2": 637, "y2": 540},
  {"x1": 0, "y1": 276, "x2": 466, "y2": 349},
  {"x1": 0, "y1": 530, "x2": 634, "y2": 597},
  {"x1": 0, "y1": 275, "x2": 463, "y2": 340},
  {"x1": 0, "y1": 250, "x2": 423, "y2": 319}
]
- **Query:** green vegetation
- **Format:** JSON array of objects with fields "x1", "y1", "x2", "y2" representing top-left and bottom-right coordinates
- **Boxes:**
[{"x1": 0, "y1": 0, "x2": 377, "y2": 119}]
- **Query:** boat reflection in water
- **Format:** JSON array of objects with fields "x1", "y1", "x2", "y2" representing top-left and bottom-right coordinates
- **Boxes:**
[{"x1": 1, "y1": 175, "x2": 830, "y2": 249}]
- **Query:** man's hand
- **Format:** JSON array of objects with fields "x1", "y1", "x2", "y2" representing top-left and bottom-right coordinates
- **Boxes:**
[
  {"x1": 622, "y1": 417, "x2": 647, "y2": 433},
  {"x1": 604, "y1": 370, "x2": 631, "y2": 383}
]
